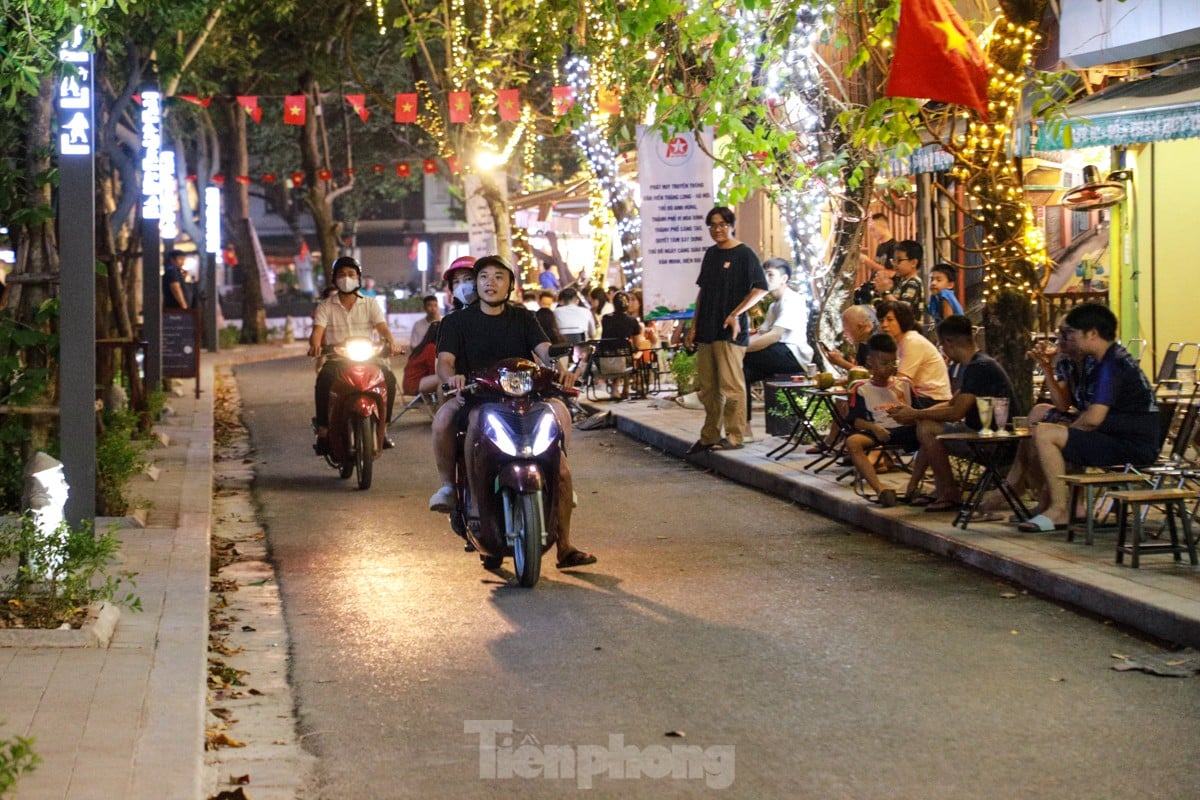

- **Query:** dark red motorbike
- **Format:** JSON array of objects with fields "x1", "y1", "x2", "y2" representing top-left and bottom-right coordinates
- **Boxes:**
[
  {"x1": 446, "y1": 356, "x2": 575, "y2": 587},
  {"x1": 316, "y1": 337, "x2": 389, "y2": 490}
]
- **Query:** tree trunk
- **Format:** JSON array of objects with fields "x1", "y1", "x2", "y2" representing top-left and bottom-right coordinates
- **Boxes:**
[
  {"x1": 215, "y1": 94, "x2": 265, "y2": 343},
  {"x1": 299, "y1": 75, "x2": 344, "y2": 285},
  {"x1": 478, "y1": 171, "x2": 513, "y2": 264}
]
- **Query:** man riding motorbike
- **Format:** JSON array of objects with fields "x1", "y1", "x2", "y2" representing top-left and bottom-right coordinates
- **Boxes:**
[
  {"x1": 309, "y1": 255, "x2": 403, "y2": 454},
  {"x1": 428, "y1": 255, "x2": 597, "y2": 570}
]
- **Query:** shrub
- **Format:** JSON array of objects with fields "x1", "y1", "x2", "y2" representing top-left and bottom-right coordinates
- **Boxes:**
[
  {"x1": 0, "y1": 728, "x2": 38, "y2": 796},
  {"x1": 0, "y1": 515, "x2": 141, "y2": 629},
  {"x1": 670, "y1": 349, "x2": 698, "y2": 395},
  {"x1": 96, "y1": 407, "x2": 149, "y2": 517}
]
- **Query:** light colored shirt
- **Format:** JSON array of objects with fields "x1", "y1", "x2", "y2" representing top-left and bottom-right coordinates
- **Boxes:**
[
  {"x1": 410, "y1": 317, "x2": 432, "y2": 348},
  {"x1": 313, "y1": 294, "x2": 386, "y2": 346},
  {"x1": 760, "y1": 286, "x2": 814, "y2": 367},
  {"x1": 553, "y1": 303, "x2": 597, "y2": 338},
  {"x1": 897, "y1": 330, "x2": 952, "y2": 401}
]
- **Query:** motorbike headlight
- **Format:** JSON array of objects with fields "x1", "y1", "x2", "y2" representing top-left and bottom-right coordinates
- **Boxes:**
[
  {"x1": 482, "y1": 411, "x2": 520, "y2": 456},
  {"x1": 529, "y1": 410, "x2": 559, "y2": 456},
  {"x1": 341, "y1": 339, "x2": 376, "y2": 362},
  {"x1": 497, "y1": 367, "x2": 534, "y2": 397}
]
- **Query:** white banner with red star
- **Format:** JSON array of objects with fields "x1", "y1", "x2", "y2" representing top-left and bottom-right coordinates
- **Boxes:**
[{"x1": 637, "y1": 125, "x2": 714, "y2": 314}]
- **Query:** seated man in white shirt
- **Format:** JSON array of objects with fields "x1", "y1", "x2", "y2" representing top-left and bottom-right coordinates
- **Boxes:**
[
  {"x1": 552, "y1": 287, "x2": 597, "y2": 344},
  {"x1": 743, "y1": 258, "x2": 814, "y2": 423}
]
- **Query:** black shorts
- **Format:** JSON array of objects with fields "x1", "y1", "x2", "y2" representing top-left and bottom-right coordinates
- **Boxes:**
[
  {"x1": 1062, "y1": 428, "x2": 1156, "y2": 468},
  {"x1": 863, "y1": 425, "x2": 918, "y2": 452}
]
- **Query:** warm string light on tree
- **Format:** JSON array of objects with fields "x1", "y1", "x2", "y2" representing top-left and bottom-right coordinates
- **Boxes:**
[
  {"x1": 942, "y1": 17, "x2": 1046, "y2": 302},
  {"x1": 565, "y1": 56, "x2": 642, "y2": 286}
]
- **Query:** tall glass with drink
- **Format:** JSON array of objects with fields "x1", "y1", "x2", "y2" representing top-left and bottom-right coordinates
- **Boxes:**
[
  {"x1": 992, "y1": 397, "x2": 1010, "y2": 434},
  {"x1": 976, "y1": 396, "x2": 994, "y2": 435}
]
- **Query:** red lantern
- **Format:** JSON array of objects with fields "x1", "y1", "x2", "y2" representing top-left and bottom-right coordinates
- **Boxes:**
[
  {"x1": 317, "y1": 168, "x2": 333, "y2": 181},
  {"x1": 262, "y1": 173, "x2": 277, "y2": 184},
  {"x1": 291, "y1": 171, "x2": 305, "y2": 186},
  {"x1": 396, "y1": 163, "x2": 411, "y2": 177},
  {"x1": 422, "y1": 159, "x2": 437, "y2": 175},
  {"x1": 211, "y1": 174, "x2": 225, "y2": 186}
]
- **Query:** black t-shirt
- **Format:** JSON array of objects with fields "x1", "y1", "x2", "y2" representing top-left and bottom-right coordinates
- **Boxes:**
[
  {"x1": 436, "y1": 303, "x2": 548, "y2": 376},
  {"x1": 1092, "y1": 343, "x2": 1158, "y2": 443},
  {"x1": 694, "y1": 243, "x2": 767, "y2": 346},
  {"x1": 601, "y1": 312, "x2": 641, "y2": 341},
  {"x1": 163, "y1": 263, "x2": 185, "y2": 308},
  {"x1": 875, "y1": 239, "x2": 897, "y2": 269},
  {"x1": 958, "y1": 351, "x2": 1016, "y2": 430}
]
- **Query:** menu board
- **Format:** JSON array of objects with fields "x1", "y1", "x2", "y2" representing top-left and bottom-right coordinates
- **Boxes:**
[{"x1": 162, "y1": 308, "x2": 200, "y2": 379}]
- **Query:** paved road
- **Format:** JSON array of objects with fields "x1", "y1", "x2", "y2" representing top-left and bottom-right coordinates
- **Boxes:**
[{"x1": 237, "y1": 357, "x2": 1200, "y2": 799}]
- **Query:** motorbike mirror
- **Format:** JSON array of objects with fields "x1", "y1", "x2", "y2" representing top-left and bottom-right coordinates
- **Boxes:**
[{"x1": 547, "y1": 343, "x2": 573, "y2": 360}]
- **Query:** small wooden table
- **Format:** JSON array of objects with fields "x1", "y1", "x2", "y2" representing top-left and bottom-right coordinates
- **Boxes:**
[{"x1": 937, "y1": 430, "x2": 1032, "y2": 530}]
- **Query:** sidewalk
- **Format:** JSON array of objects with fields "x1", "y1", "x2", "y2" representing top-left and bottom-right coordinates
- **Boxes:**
[
  {"x1": 0, "y1": 343, "x2": 305, "y2": 800},
  {"x1": 597, "y1": 397, "x2": 1200, "y2": 649}
]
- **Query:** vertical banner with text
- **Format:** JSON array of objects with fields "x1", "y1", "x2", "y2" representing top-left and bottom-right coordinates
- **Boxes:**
[
  {"x1": 465, "y1": 174, "x2": 506, "y2": 257},
  {"x1": 636, "y1": 126, "x2": 714, "y2": 314}
]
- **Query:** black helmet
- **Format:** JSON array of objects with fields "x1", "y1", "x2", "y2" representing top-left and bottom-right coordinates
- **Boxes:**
[
  {"x1": 472, "y1": 254, "x2": 516, "y2": 285},
  {"x1": 331, "y1": 255, "x2": 362, "y2": 278}
]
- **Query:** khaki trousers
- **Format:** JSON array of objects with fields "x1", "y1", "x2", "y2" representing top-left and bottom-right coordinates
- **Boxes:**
[{"x1": 696, "y1": 341, "x2": 748, "y2": 445}]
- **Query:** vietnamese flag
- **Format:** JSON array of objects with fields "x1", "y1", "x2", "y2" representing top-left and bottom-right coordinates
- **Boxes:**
[
  {"x1": 448, "y1": 91, "x2": 471, "y2": 123},
  {"x1": 395, "y1": 93, "x2": 418, "y2": 123},
  {"x1": 422, "y1": 159, "x2": 437, "y2": 175},
  {"x1": 179, "y1": 95, "x2": 211, "y2": 107},
  {"x1": 235, "y1": 175, "x2": 251, "y2": 185},
  {"x1": 551, "y1": 86, "x2": 574, "y2": 116},
  {"x1": 237, "y1": 96, "x2": 262, "y2": 124},
  {"x1": 597, "y1": 87, "x2": 620, "y2": 115},
  {"x1": 884, "y1": 0, "x2": 989, "y2": 121},
  {"x1": 372, "y1": 164, "x2": 385, "y2": 174},
  {"x1": 447, "y1": 155, "x2": 461, "y2": 175},
  {"x1": 284, "y1": 95, "x2": 307, "y2": 125},
  {"x1": 262, "y1": 173, "x2": 277, "y2": 184},
  {"x1": 396, "y1": 162, "x2": 411, "y2": 177},
  {"x1": 212, "y1": 174, "x2": 225, "y2": 186},
  {"x1": 344, "y1": 167, "x2": 357, "y2": 177},
  {"x1": 497, "y1": 88, "x2": 521, "y2": 122},
  {"x1": 345, "y1": 94, "x2": 369, "y2": 122}
]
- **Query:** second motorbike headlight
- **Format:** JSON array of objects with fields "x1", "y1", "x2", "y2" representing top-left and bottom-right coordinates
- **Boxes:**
[
  {"x1": 482, "y1": 410, "x2": 521, "y2": 456},
  {"x1": 529, "y1": 410, "x2": 559, "y2": 456}
]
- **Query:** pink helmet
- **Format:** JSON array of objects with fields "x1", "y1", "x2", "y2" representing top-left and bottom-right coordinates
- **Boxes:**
[{"x1": 442, "y1": 256, "x2": 475, "y2": 283}]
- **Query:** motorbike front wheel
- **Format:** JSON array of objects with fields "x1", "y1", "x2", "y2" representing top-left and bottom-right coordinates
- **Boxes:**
[
  {"x1": 354, "y1": 415, "x2": 375, "y2": 490},
  {"x1": 508, "y1": 489, "x2": 544, "y2": 588}
]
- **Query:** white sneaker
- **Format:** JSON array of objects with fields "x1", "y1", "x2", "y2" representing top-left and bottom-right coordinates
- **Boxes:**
[{"x1": 429, "y1": 484, "x2": 455, "y2": 513}]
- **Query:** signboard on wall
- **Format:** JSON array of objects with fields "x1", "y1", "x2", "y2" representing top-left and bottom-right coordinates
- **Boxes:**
[
  {"x1": 636, "y1": 126, "x2": 714, "y2": 313},
  {"x1": 163, "y1": 309, "x2": 201, "y2": 397}
]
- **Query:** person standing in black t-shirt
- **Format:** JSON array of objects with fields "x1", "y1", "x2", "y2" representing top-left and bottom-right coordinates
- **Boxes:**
[
  {"x1": 682, "y1": 206, "x2": 768, "y2": 452},
  {"x1": 428, "y1": 255, "x2": 595, "y2": 569},
  {"x1": 163, "y1": 249, "x2": 189, "y2": 309}
]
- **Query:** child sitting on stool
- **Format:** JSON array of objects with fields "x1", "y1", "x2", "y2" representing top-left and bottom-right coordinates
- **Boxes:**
[{"x1": 845, "y1": 333, "x2": 918, "y2": 507}]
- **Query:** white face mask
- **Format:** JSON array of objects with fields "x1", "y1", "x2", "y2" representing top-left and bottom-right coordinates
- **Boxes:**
[
  {"x1": 453, "y1": 281, "x2": 476, "y2": 305},
  {"x1": 336, "y1": 276, "x2": 359, "y2": 293}
]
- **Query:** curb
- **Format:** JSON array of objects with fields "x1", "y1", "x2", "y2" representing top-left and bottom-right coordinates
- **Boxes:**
[
  {"x1": 608, "y1": 407, "x2": 1200, "y2": 648},
  {"x1": 0, "y1": 601, "x2": 120, "y2": 648}
]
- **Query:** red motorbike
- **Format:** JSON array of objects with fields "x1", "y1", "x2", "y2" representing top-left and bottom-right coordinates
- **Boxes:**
[
  {"x1": 446, "y1": 356, "x2": 575, "y2": 588},
  {"x1": 316, "y1": 337, "x2": 389, "y2": 490}
]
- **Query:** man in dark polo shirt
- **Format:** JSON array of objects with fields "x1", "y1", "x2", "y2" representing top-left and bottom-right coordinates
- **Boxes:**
[{"x1": 1019, "y1": 303, "x2": 1159, "y2": 532}]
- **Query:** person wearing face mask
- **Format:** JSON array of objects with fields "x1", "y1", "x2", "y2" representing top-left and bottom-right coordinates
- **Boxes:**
[
  {"x1": 442, "y1": 256, "x2": 478, "y2": 311},
  {"x1": 309, "y1": 256, "x2": 403, "y2": 454},
  {"x1": 428, "y1": 255, "x2": 596, "y2": 570}
]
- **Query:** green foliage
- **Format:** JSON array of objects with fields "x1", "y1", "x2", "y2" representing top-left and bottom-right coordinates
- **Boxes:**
[
  {"x1": 0, "y1": 515, "x2": 141, "y2": 629},
  {"x1": 669, "y1": 349, "x2": 698, "y2": 395},
  {"x1": 95, "y1": 407, "x2": 149, "y2": 517},
  {"x1": 219, "y1": 326, "x2": 242, "y2": 349},
  {"x1": 0, "y1": 726, "x2": 39, "y2": 797}
]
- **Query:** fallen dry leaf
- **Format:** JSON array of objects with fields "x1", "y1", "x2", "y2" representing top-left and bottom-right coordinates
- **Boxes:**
[{"x1": 205, "y1": 730, "x2": 247, "y2": 750}]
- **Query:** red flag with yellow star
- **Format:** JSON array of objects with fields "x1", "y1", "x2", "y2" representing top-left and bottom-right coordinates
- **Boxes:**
[
  {"x1": 497, "y1": 89, "x2": 520, "y2": 122},
  {"x1": 345, "y1": 94, "x2": 369, "y2": 122},
  {"x1": 448, "y1": 91, "x2": 471, "y2": 123},
  {"x1": 395, "y1": 93, "x2": 418, "y2": 123},
  {"x1": 884, "y1": 0, "x2": 989, "y2": 121},
  {"x1": 284, "y1": 95, "x2": 307, "y2": 125}
]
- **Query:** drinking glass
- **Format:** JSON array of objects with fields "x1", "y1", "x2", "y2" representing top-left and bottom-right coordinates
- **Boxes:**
[
  {"x1": 976, "y1": 396, "x2": 994, "y2": 435},
  {"x1": 992, "y1": 397, "x2": 1010, "y2": 434},
  {"x1": 1012, "y1": 415, "x2": 1030, "y2": 434}
]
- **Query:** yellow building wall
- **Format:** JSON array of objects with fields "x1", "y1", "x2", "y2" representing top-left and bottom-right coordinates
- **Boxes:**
[{"x1": 1129, "y1": 137, "x2": 1200, "y2": 374}]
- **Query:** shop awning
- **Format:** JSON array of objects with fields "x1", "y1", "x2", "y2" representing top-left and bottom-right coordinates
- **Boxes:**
[{"x1": 1036, "y1": 66, "x2": 1200, "y2": 151}]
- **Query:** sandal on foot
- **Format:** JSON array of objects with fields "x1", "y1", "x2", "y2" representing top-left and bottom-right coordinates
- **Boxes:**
[
  {"x1": 877, "y1": 489, "x2": 897, "y2": 508},
  {"x1": 1016, "y1": 513, "x2": 1066, "y2": 533},
  {"x1": 906, "y1": 493, "x2": 938, "y2": 507},
  {"x1": 556, "y1": 551, "x2": 598, "y2": 570},
  {"x1": 712, "y1": 438, "x2": 743, "y2": 451},
  {"x1": 924, "y1": 499, "x2": 962, "y2": 512},
  {"x1": 686, "y1": 440, "x2": 715, "y2": 455}
]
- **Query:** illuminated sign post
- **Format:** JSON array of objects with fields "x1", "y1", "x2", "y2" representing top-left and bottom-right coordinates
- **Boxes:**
[
  {"x1": 57, "y1": 26, "x2": 96, "y2": 526},
  {"x1": 141, "y1": 85, "x2": 164, "y2": 391},
  {"x1": 204, "y1": 186, "x2": 221, "y2": 352}
]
